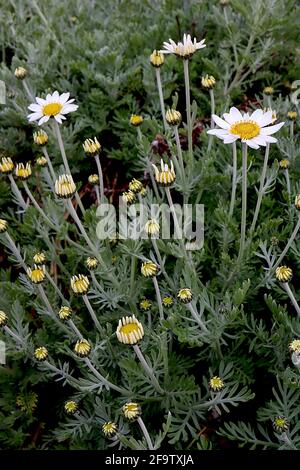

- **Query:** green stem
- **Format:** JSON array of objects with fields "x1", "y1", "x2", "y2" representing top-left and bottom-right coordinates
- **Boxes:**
[
  {"x1": 285, "y1": 169, "x2": 291, "y2": 202},
  {"x1": 151, "y1": 238, "x2": 174, "y2": 289},
  {"x1": 94, "y1": 154, "x2": 105, "y2": 201},
  {"x1": 84, "y1": 358, "x2": 129, "y2": 395},
  {"x1": 155, "y1": 68, "x2": 167, "y2": 131},
  {"x1": 133, "y1": 344, "x2": 164, "y2": 394},
  {"x1": 44, "y1": 269, "x2": 66, "y2": 303},
  {"x1": 290, "y1": 121, "x2": 294, "y2": 138},
  {"x1": 130, "y1": 256, "x2": 137, "y2": 297},
  {"x1": 174, "y1": 126, "x2": 187, "y2": 188},
  {"x1": 207, "y1": 88, "x2": 215, "y2": 152},
  {"x1": 4, "y1": 325, "x2": 25, "y2": 345},
  {"x1": 22, "y1": 79, "x2": 34, "y2": 100},
  {"x1": 42, "y1": 147, "x2": 57, "y2": 183},
  {"x1": 67, "y1": 199, "x2": 100, "y2": 260},
  {"x1": 5, "y1": 232, "x2": 27, "y2": 271},
  {"x1": 274, "y1": 216, "x2": 300, "y2": 270},
  {"x1": 183, "y1": 59, "x2": 193, "y2": 162},
  {"x1": 186, "y1": 303, "x2": 208, "y2": 332},
  {"x1": 23, "y1": 181, "x2": 56, "y2": 229},
  {"x1": 137, "y1": 417, "x2": 154, "y2": 450},
  {"x1": 8, "y1": 174, "x2": 27, "y2": 210},
  {"x1": 283, "y1": 282, "x2": 300, "y2": 318},
  {"x1": 250, "y1": 143, "x2": 270, "y2": 234},
  {"x1": 229, "y1": 142, "x2": 237, "y2": 217},
  {"x1": 152, "y1": 276, "x2": 164, "y2": 321},
  {"x1": 83, "y1": 295, "x2": 102, "y2": 333},
  {"x1": 238, "y1": 143, "x2": 248, "y2": 262},
  {"x1": 53, "y1": 120, "x2": 85, "y2": 215}
]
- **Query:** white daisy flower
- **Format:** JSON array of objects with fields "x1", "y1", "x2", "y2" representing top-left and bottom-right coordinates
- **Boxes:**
[
  {"x1": 27, "y1": 91, "x2": 78, "y2": 126},
  {"x1": 207, "y1": 107, "x2": 284, "y2": 149},
  {"x1": 160, "y1": 33, "x2": 206, "y2": 59}
]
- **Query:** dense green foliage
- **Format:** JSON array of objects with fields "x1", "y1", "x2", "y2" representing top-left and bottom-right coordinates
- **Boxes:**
[{"x1": 1, "y1": 0, "x2": 300, "y2": 450}]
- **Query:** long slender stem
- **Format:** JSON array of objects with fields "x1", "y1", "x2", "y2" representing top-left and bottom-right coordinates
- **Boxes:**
[
  {"x1": 151, "y1": 238, "x2": 174, "y2": 289},
  {"x1": 22, "y1": 79, "x2": 34, "y2": 100},
  {"x1": 83, "y1": 294, "x2": 102, "y2": 333},
  {"x1": 94, "y1": 154, "x2": 105, "y2": 201},
  {"x1": 183, "y1": 59, "x2": 193, "y2": 162},
  {"x1": 155, "y1": 68, "x2": 167, "y2": 131},
  {"x1": 229, "y1": 142, "x2": 237, "y2": 217},
  {"x1": 238, "y1": 143, "x2": 248, "y2": 261},
  {"x1": 130, "y1": 256, "x2": 137, "y2": 297},
  {"x1": 8, "y1": 174, "x2": 27, "y2": 210},
  {"x1": 37, "y1": 285, "x2": 56, "y2": 317},
  {"x1": 174, "y1": 126, "x2": 186, "y2": 187},
  {"x1": 23, "y1": 181, "x2": 56, "y2": 229},
  {"x1": 42, "y1": 147, "x2": 57, "y2": 183},
  {"x1": 147, "y1": 159, "x2": 162, "y2": 202},
  {"x1": 53, "y1": 121, "x2": 85, "y2": 214},
  {"x1": 290, "y1": 121, "x2": 294, "y2": 138},
  {"x1": 250, "y1": 143, "x2": 270, "y2": 234},
  {"x1": 152, "y1": 276, "x2": 164, "y2": 321},
  {"x1": 133, "y1": 344, "x2": 164, "y2": 394},
  {"x1": 84, "y1": 358, "x2": 129, "y2": 395},
  {"x1": 95, "y1": 185, "x2": 101, "y2": 205},
  {"x1": 207, "y1": 89, "x2": 215, "y2": 152},
  {"x1": 186, "y1": 303, "x2": 208, "y2": 332},
  {"x1": 285, "y1": 169, "x2": 291, "y2": 202},
  {"x1": 165, "y1": 187, "x2": 182, "y2": 240},
  {"x1": 4, "y1": 325, "x2": 25, "y2": 345},
  {"x1": 137, "y1": 417, "x2": 154, "y2": 450},
  {"x1": 68, "y1": 320, "x2": 83, "y2": 339},
  {"x1": 5, "y1": 232, "x2": 27, "y2": 270},
  {"x1": 67, "y1": 199, "x2": 100, "y2": 259},
  {"x1": 44, "y1": 269, "x2": 66, "y2": 302},
  {"x1": 283, "y1": 282, "x2": 300, "y2": 318},
  {"x1": 274, "y1": 216, "x2": 300, "y2": 269}
]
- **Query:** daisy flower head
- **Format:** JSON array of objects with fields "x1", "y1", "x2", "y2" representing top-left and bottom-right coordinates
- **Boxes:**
[
  {"x1": 64, "y1": 400, "x2": 78, "y2": 415},
  {"x1": 27, "y1": 91, "x2": 78, "y2": 126},
  {"x1": 116, "y1": 315, "x2": 144, "y2": 345},
  {"x1": 102, "y1": 421, "x2": 118, "y2": 438},
  {"x1": 207, "y1": 107, "x2": 284, "y2": 149},
  {"x1": 160, "y1": 33, "x2": 206, "y2": 59},
  {"x1": 152, "y1": 159, "x2": 176, "y2": 186}
]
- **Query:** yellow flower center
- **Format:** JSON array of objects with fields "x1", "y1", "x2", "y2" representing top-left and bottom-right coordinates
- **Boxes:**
[
  {"x1": 230, "y1": 120, "x2": 260, "y2": 140},
  {"x1": 43, "y1": 102, "x2": 62, "y2": 117},
  {"x1": 120, "y1": 323, "x2": 140, "y2": 335}
]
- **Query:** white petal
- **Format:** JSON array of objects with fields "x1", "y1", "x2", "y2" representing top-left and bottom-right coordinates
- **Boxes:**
[
  {"x1": 243, "y1": 113, "x2": 250, "y2": 119},
  {"x1": 46, "y1": 93, "x2": 52, "y2": 101},
  {"x1": 256, "y1": 112, "x2": 273, "y2": 126},
  {"x1": 28, "y1": 112, "x2": 42, "y2": 121},
  {"x1": 264, "y1": 135, "x2": 277, "y2": 143},
  {"x1": 54, "y1": 115, "x2": 62, "y2": 124},
  {"x1": 38, "y1": 115, "x2": 50, "y2": 125},
  {"x1": 60, "y1": 92, "x2": 70, "y2": 104},
  {"x1": 53, "y1": 90, "x2": 59, "y2": 100},
  {"x1": 229, "y1": 107, "x2": 243, "y2": 120},
  {"x1": 223, "y1": 136, "x2": 239, "y2": 144},
  {"x1": 250, "y1": 109, "x2": 264, "y2": 120},
  {"x1": 211, "y1": 114, "x2": 230, "y2": 129},
  {"x1": 223, "y1": 113, "x2": 237, "y2": 124},
  {"x1": 62, "y1": 104, "x2": 78, "y2": 114},
  {"x1": 207, "y1": 128, "x2": 229, "y2": 135},
  {"x1": 28, "y1": 103, "x2": 41, "y2": 112},
  {"x1": 260, "y1": 122, "x2": 284, "y2": 135},
  {"x1": 36, "y1": 97, "x2": 46, "y2": 105},
  {"x1": 207, "y1": 129, "x2": 229, "y2": 137},
  {"x1": 244, "y1": 139, "x2": 259, "y2": 149},
  {"x1": 251, "y1": 136, "x2": 267, "y2": 146}
]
